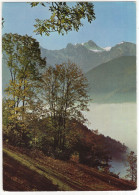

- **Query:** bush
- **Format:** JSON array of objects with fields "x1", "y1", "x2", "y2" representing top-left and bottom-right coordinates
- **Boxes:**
[
  {"x1": 38, "y1": 135, "x2": 54, "y2": 156},
  {"x1": 53, "y1": 148, "x2": 72, "y2": 160},
  {"x1": 3, "y1": 124, "x2": 33, "y2": 148}
]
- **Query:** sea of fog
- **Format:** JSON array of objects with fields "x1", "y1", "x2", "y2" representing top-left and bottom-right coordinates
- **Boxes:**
[{"x1": 83, "y1": 103, "x2": 137, "y2": 178}]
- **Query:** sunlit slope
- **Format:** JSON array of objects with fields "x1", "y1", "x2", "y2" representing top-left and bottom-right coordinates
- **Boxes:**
[
  {"x1": 86, "y1": 56, "x2": 136, "y2": 103},
  {"x1": 3, "y1": 145, "x2": 136, "y2": 191}
]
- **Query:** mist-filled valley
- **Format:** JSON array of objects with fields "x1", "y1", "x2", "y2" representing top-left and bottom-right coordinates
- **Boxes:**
[
  {"x1": 84, "y1": 102, "x2": 136, "y2": 178},
  {"x1": 85, "y1": 103, "x2": 136, "y2": 152}
]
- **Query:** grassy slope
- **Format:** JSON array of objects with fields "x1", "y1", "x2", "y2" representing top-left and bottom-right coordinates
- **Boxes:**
[{"x1": 3, "y1": 144, "x2": 136, "y2": 191}]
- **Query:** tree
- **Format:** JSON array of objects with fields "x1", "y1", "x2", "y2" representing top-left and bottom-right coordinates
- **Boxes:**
[
  {"x1": 76, "y1": 125, "x2": 112, "y2": 168},
  {"x1": 3, "y1": 33, "x2": 46, "y2": 114},
  {"x1": 2, "y1": 33, "x2": 46, "y2": 146},
  {"x1": 42, "y1": 62, "x2": 90, "y2": 156},
  {"x1": 126, "y1": 151, "x2": 137, "y2": 183},
  {"x1": 30, "y1": 2, "x2": 95, "y2": 36}
]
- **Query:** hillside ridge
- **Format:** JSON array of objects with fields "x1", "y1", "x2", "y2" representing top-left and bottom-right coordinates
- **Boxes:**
[
  {"x1": 86, "y1": 56, "x2": 136, "y2": 103},
  {"x1": 3, "y1": 144, "x2": 136, "y2": 191}
]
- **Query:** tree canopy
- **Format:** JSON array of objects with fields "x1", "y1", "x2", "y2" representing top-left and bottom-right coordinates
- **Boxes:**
[
  {"x1": 30, "y1": 2, "x2": 95, "y2": 36},
  {"x1": 41, "y1": 62, "x2": 90, "y2": 153},
  {"x1": 2, "y1": 33, "x2": 46, "y2": 146},
  {"x1": 126, "y1": 151, "x2": 137, "y2": 183}
]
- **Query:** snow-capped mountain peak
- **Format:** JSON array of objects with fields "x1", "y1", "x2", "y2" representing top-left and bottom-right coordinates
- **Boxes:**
[
  {"x1": 117, "y1": 41, "x2": 125, "y2": 45},
  {"x1": 104, "y1": 47, "x2": 112, "y2": 51},
  {"x1": 89, "y1": 49, "x2": 103, "y2": 53}
]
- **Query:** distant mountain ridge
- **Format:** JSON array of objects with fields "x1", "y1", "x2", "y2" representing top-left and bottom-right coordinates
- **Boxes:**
[
  {"x1": 40, "y1": 40, "x2": 136, "y2": 103},
  {"x1": 2, "y1": 40, "x2": 136, "y2": 103},
  {"x1": 79, "y1": 40, "x2": 104, "y2": 51},
  {"x1": 86, "y1": 56, "x2": 136, "y2": 103},
  {"x1": 40, "y1": 40, "x2": 136, "y2": 73}
]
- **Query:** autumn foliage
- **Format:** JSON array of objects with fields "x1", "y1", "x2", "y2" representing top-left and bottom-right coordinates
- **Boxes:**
[{"x1": 3, "y1": 33, "x2": 127, "y2": 170}]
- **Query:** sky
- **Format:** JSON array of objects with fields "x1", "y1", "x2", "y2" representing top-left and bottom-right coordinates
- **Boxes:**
[{"x1": 2, "y1": 1, "x2": 136, "y2": 50}]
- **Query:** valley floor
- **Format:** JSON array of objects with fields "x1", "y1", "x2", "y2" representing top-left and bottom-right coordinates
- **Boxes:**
[{"x1": 3, "y1": 144, "x2": 136, "y2": 191}]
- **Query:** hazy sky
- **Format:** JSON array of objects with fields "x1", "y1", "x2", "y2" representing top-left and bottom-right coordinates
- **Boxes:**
[{"x1": 2, "y1": 1, "x2": 136, "y2": 50}]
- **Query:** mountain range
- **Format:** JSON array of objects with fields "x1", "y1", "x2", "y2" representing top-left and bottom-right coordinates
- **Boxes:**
[
  {"x1": 2, "y1": 40, "x2": 136, "y2": 103},
  {"x1": 40, "y1": 40, "x2": 136, "y2": 73}
]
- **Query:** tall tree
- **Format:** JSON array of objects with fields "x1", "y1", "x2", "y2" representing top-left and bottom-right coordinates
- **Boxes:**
[
  {"x1": 30, "y1": 2, "x2": 95, "y2": 36},
  {"x1": 42, "y1": 61, "x2": 90, "y2": 151},
  {"x1": 126, "y1": 151, "x2": 137, "y2": 183},
  {"x1": 2, "y1": 33, "x2": 46, "y2": 145}
]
